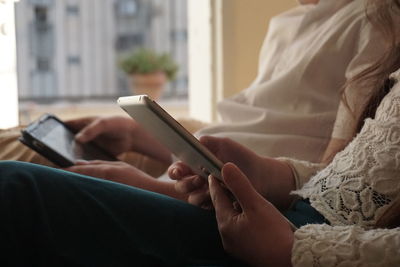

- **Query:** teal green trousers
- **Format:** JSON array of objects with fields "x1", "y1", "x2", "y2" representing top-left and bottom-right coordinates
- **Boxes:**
[{"x1": 0, "y1": 161, "x2": 326, "y2": 266}]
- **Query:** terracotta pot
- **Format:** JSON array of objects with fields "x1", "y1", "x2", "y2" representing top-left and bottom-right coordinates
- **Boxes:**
[{"x1": 130, "y1": 72, "x2": 167, "y2": 100}]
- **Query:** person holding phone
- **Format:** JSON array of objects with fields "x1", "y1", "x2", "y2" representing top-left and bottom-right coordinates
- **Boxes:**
[
  {"x1": 0, "y1": 27, "x2": 399, "y2": 267},
  {"x1": 0, "y1": 1, "x2": 399, "y2": 266},
  {"x1": 54, "y1": 0, "x2": 386, "y2": 190},
  {"x1": 0, "y1": 0, "x2": 387, "y2": 186}
]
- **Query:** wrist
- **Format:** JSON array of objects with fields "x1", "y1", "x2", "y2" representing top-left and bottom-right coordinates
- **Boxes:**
[
  {"x1": 256, "y1": 224, "x2": 294, "y2": 267},
  {"x1": 263, "y1": 157, "x2": 296, "y2": 210}
]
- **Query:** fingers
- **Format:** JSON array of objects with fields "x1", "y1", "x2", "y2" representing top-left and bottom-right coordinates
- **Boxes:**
[
  {"x1": 221, "y1": 163, "x2": 262, "y2": 212},
  {"x1": 199, "y1": 136, "x2": 251, "y2": 165},
  {"x1": 65, "y1": 164, "x2": 102, "y2": 178},
  {"x1": 75, "y1": 119, "x2": 106, "y2": 143},
  {"x1": 65, "y1": 117, "x2": 98, "y2": 132},
  {"x1": 174, "y1": 175, "x2": 205, "y2": 194},
  {"x1": 169, "y1": 162, "x2": 210, "y2": 205},
  {"x1": 74, "y1": 160, "x2": 106, "y2": 165},
  {"x1": 187, "y1": 185, "x2": 212, "y2": 207},
  {"x1": 74, "y1": 160, "x2": 128, "y2": 167},
  {"x1": 199, "y1": 136, "x2": 224, "y2": 158},
  {"x1": 74, "y1": 160, "x2": 90, "y2": 165},
  {"x1": 66, "y1": 160, "x2": 124, "y2": 176},
  {"x1": 209, "y1": 175, "x2": 237, "y2": 221},
  {"x1": 174, "y1": 175, "x2": 210, "y2": 207},
  {"x1": 168, "y1": 161, "x2": 194, "y2": 180}
]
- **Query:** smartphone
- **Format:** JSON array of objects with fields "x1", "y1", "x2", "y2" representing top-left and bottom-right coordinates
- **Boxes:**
[
  {"x1": 19, "y1": 114, "x2": 116, "y2": 167},
  {"x1": 118, "y1": 95, "x2": 223, "y2": 180}
]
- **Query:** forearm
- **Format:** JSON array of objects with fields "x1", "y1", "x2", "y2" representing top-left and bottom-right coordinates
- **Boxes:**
[{"x1": 263, "y1": 157, "x2": 297, "y2": 210}]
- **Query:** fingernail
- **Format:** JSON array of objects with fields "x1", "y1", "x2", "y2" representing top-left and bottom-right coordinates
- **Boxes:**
[
  {"x1": 75, "y1": 159, "x2": 89, "y2": 165},
  {"x1": 208, "y1": 175, "x2": 213, "y2": 184},
  {"x1": 172, "y1": 168, "x2": 180, "y2": 177}
]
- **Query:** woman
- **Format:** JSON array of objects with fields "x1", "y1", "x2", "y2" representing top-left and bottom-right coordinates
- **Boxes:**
[
  {"x1": 0, "y1": 0, "x2": 399, "y2": 266},
  {"x1": 1, "y1": 0, "x2": 386, "y2": 179},
  {"x1": 171, "y1": 0, "x2": 400, "y2": 265}
]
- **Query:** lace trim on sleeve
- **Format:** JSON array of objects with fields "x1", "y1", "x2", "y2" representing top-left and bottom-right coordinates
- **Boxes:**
[
  {"x1": 277, "y1": 157, "x2": 325, "y2": 190},
  {"x1": 292, "y1": 94, "x2": 400, "y2": 228},
  {"x1": 292, "y1": 224, "x2": 400, "y2": 267},
  {"x1": 389, "y1": 68, "x2": 400, "y2": 81}
]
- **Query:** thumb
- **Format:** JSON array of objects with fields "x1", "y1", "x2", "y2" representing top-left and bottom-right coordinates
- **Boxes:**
[
  {"x1": 221, "y1": 162, "x2": 263, "y2": 212},
  {"x1": 199, "y1": 136, "x2": 230, "y2": 162},
  {"x1": 199, "y1": 136, "x2": 221, "y2": 153},
  {"x1": 65, "y1": 117, "x2": 97, "y2": 132}
]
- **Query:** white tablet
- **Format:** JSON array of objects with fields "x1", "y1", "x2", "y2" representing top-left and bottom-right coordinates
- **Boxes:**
[{"x1": 118, "y1": 95, "x2": 223, "y2": 180}]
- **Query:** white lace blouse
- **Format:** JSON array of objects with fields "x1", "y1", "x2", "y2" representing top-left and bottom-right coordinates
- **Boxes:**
[{"x1": 287, "y1": 69, "x2": 400, "y2": 266}]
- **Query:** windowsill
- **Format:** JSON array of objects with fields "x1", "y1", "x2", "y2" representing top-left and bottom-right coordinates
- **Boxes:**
[{"x1": 18, "y1": 99, "x2": 189, "y2": 125}]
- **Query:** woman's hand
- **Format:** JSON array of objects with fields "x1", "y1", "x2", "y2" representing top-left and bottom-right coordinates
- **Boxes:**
[
  {"x1": 169, "y1": 136, "x2": 296, "y2": 209},
  {"x1": 65, "y1": 160, "x2": 151, "y2": 186},
  {"x1": 65, "y1": 160, "x2": 184, "y2": 199},
  {"x1": 168, "y1": 161, "x2": 212, "y2": 208},
  {"x1": 66, "y1": 116, "x2": 172, "y2": 164},
  {"x1": 209, "y1": 163, "x2": 294, "y2": 267}
]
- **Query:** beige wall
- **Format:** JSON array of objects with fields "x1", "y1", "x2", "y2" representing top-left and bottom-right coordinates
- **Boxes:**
[{"x1": 221, "y1": 0, "x2": 297, "y2": 97}]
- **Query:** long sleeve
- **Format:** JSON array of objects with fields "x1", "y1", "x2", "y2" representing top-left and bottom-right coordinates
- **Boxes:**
[
  {"x1": 291, "y1": 73, "x2": 400, "y2": 228},
  {"x1": 292, "y1": 224, "x2": 400, "y2": 267},
  {"x1": 277, "y1": 157, "x2": 326, "y2": 190}
]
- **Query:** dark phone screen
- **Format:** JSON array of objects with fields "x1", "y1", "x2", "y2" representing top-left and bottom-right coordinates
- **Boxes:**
[
  {"x1": 30, "y1": 116, "x2": 114, "y2": 163},
  {"x1": 40, "y1": 122, "x2": 77, "y2": 162}
]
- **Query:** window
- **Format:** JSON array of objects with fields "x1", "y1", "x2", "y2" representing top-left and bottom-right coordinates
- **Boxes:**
[
  {"x1": 36, "y1": 58, "x2": 50, "y2": 71},
  {"x1": 116, "y1": 0, "x2": 138, "y2": 17},
  {"x1": 34, "y1": 6, "x2": 47, "y2": 22},
  {"x1": 30, "y1": 6, "x2": 53, "y2": 75},
  {"x1": 170, "y1": 29, "x2": 187, "y2": 42},
  {"x1": 16, "y1": 0, "x2": 189, "y2": 123},
  {"x1": 67, "y1": 56, "x2": 81, "y2": 65},
  {"x1": 29, "y1": 0, "x2": 53, "y2": 5},
  {"x1": 66, "y1": 5, "x2": 79, "y2": 16},
  {"x1": 116, "y1": 34, "x2": 144, "y2": 51}
]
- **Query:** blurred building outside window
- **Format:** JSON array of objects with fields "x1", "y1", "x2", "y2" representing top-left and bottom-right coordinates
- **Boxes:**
[{"x1": 15, "y1": 0, "x2": 188, "y2": 124}]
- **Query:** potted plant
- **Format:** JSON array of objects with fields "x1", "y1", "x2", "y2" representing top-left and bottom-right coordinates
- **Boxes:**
[{"x1": 119, "y1": 48, "x2": 179, "y2": 100}]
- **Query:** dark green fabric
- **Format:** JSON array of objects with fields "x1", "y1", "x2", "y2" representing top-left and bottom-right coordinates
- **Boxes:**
[
  {"x1": 0, "y1": 161, "x2": 326, "y2": 266},
  {"x1": 0, "y1": 161, "x2": 232, "y2": 266},
  {"x1": 283, "y1": 199, "x2": 329, "y2": 228}
]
